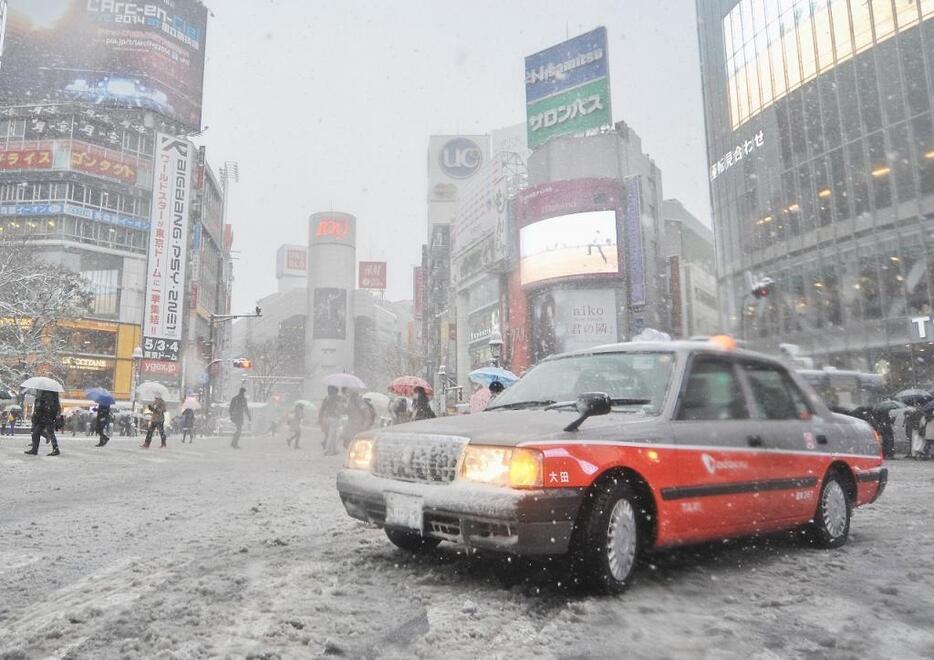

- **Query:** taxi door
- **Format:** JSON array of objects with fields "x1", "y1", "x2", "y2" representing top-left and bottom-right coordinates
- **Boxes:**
[
  {"x1": 739, "y1": 361, "x2": 826, "y2": 526},
  {"x1": 668, "y1": 355, "x2": 768, "y2": 543}
]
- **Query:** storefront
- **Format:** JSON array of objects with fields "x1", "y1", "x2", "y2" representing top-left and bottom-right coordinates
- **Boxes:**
[{"x1": 57, "y1": 319, "x2": 140, "y2": 402}]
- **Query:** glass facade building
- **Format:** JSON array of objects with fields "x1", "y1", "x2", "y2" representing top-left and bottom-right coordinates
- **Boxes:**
[{"x1": 698, "y1": 0, "x2": 934, "y2": 387}]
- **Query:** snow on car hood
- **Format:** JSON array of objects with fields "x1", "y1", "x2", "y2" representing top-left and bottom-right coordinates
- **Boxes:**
[{"x1": 382, "y1": 409, "x2": 664, "y2": 447}]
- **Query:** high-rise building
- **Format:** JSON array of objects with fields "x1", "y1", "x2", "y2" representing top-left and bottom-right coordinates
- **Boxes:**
[
  {"x1": 0, "y1": 1, "x2": 226, "y2": 403},
  {"x1": 698, "y1": 0, "x2": 934, "y2": 387}
]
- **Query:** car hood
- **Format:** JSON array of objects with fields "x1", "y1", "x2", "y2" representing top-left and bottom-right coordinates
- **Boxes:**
[{"x1": 376, "y1": 409, "x2": 666, "y2": 447}]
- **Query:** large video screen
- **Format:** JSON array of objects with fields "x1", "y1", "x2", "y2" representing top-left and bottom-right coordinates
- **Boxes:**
[
  {"x1": 520, "y1": 210, "x2": 619, "y2": 286},
  {"x1": 0, "y1": 0, "x2": 208, "y2": 130}
]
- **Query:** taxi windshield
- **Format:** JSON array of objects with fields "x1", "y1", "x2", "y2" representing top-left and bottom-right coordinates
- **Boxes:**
[{"x1": 489, "y1": 351, "x2": 675, "y2": 414}]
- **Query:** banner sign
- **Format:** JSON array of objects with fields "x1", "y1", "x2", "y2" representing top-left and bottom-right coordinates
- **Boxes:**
[
  {"x1": 624, "y1": 177, "x2": 646, "y2": 307},
  {"x1": 413, "y1": 267, "x2": 425, "y2": 320},
  {"x1": 0, "y1": 147, "x2": 52, "y2": 170},
  {"x1": 142, "y1": 133, "x2": 193, "y2": 362},
  {"x1": 141, "y1": 359, "x2": 181, "y2": 378},
  {"x1": 70, "y1": 144, "x2": 138, "y2": 184},
  {"x1": 525, "y1": 27, "x2": 611, "y2": 149},
  {"x1": 0, "y1": 202, "x2": 148, "y2": 230},
  {"x1": 358, "y1": 261, "x2": 387, "y2": 289}
]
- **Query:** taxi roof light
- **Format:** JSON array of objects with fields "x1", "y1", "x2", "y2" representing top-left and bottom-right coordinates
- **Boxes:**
[{"x1": 709, "y1": 334, "x2": 738, "y2": 351}]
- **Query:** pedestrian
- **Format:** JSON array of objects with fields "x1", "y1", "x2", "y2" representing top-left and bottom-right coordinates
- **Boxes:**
[
  {"x1": 921, "y1": 409, "x2": 934, "y2": 460},
  {"x1": 489, "y1": 380, "x2": 505, "y2": 400},
  {"x1": 389, "y1": 396, "x2": 409, "y2": 425},
  {"x1": 411, "y1": 386, "x2": 435, "y2": 421},
  {"x1": 229, "y1": 387, "x2": 251, "y2": 449},
  {"x1": 318, "y1": 386, "x2": 343, "y2": 455},
  {"x1": 285, "y1": 402, "x2": 304, "y2": 448},
  {"x1": 141, "y1": 396, "x2": 167, "y2": 449},
  {"x1": 342, "y1": 389, "x2": 375, "y2": 448},
  {"x1": 180, "y1": 407, "x2": 195, "y2": 443},
  {"x1": 94, "y1": 403, "x2": 112, "y2": 447},
  {"x1": 25, "y1": 389, "x2": 61, "y2": 456},
  {"x1": 6, "y1": 409, "x2": 16, "y2": 436}
]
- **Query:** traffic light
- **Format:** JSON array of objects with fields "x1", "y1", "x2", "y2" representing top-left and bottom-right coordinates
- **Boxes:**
[
  {"x1": 751, "y1": 276, "x2": 774, "y2": 299},
  {"x1": 232, "y1": 358, "x2": 252, "y2": 369}
]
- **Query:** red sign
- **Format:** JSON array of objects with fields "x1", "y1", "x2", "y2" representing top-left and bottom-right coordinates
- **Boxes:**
[
  {"x1": 413, "y1": 267, "x2": 425, "y2": 320},
  {"x1": 287, "y1": 249, "x2": 307, "y2": 271},
  {"x1": 359, "y1": 261, "x2": 387, "y2": 289},
  {"x1": 141, "y1": 360, "x2": 181, "y2": 377},
  {"x1": 0, "y1": 148, "x2": 52, "y2": 170},
  {"x1": 71, "y1": 146, "x2": 137, "y2": 184},
  {"x1": 316, "y1": 218, "x2": 350, "y2": 240}
]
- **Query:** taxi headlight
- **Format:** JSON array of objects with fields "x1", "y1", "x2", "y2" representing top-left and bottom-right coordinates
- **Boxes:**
[
  {"x1": 346, "y1": 438, "x2": 374, "y2": 471},
  {"x1": 458, "y1": 445, "x2": 542, "y2": 488}
]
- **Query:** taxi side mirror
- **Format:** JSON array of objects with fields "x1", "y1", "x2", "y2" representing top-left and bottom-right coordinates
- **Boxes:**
[{"x1": 565, "y1": 392, "x2": 612, "y2": 432}]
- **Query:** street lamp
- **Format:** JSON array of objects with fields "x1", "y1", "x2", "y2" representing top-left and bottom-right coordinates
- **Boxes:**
[
  {"x1": 489, "y1": 330, "x2": 504, "y2": 368},
  {"x1": 130, "y1": 346, "x2": 143, "y2": 415}
]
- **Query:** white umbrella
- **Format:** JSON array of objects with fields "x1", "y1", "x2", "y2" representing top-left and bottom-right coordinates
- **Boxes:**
[
  {"x1": 322, "y1": 373, "x2": 367, "y2": 390},
  {"x1": 136, "y1": 381, "x2": 170, "y2": 401},
  {"x1": 180, "y1": 396, "x2": 201, "y2": 411},
  {"x1": 363, "y1": 392, "x2": 390, "y2": 416},
  {"x1": 21, "y1": 376, "x2": 64, "y2": 393}
]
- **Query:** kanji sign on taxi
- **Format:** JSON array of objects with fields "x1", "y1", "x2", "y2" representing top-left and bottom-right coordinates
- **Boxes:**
[{"x1": 358, "y1": 261, "x2": 387, "y2": 289}]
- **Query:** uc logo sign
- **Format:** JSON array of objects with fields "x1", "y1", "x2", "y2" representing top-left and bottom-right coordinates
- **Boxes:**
[
  {"x1": 439, "y1": 137, "x2": 482, "y2": 179},
  {"x1": 316, "y1": 218, "x2": 350, "y2": 240}
]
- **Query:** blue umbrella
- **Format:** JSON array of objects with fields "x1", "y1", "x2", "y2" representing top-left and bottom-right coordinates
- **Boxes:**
[
  {"x1": 85, "y1": 387, "x2": 116, "y2": 407},
  {"x1": 469, "y1": 366, "x2": 519, "y2": 388}
]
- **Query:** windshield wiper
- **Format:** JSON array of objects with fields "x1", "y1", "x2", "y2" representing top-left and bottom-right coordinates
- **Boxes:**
[
  {"x1": 487, "y1": 400, "x2": 556, "y2": 411},
  {"x1": 545, "y1": 398, "x2": 651, "y2": 411}
]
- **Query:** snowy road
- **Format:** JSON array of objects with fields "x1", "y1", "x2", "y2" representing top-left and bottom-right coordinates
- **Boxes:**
[{"x1": 1, "y1": 434, "x2": 933, "y2": 659}]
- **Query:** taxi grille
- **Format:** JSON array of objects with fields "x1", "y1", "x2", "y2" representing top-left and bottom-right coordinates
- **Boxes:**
[{"x1": 373, "y1": 433, "x2": 467, "y2": 484}]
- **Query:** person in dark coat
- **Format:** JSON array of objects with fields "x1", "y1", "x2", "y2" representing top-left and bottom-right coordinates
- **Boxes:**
[
  {"x1": 411, "y1": 386, "x2": 435, "y2": 421},
  {"x1": 25, "y1": 390, "x2": 61, "y2": 456},
  {"x1": 141, "y1": 397, "x2": 167, "y2": 448},
  {"x1": 229, "y1": 388, "x2": 251, "y2": 449},
  {"x1": 180, "y1": 408, "x2": 196, "y2": 443},
  {"x1": 94, "y1": 404, "x2": 112, "y2": 447}
]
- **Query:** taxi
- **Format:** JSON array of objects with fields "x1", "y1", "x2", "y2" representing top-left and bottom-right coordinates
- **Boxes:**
[{"x1": 336, "y1": 338, "x2": 887, "y2": 593}]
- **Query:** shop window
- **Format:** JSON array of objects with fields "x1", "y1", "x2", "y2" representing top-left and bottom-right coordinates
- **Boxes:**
[
  {"x1": 846, "y1": 140, "x2": 871, "y2": 216},
  {"x1": 888, "y1": 122, "x2": 915, "y2": 203},
  {"x1": 876, "y1": 40, "x2": 906, "y2": 125},
  {"x1": 814, "y1": 157, "x2": 833, "y2": 227},
  {"x1": 856, "y1": 56, "x2": 882, "y2": 132},
  {"x1": 63, "y1": 366, "x2": 114, "y2": 393},
  {"x1": 867, "y1": 131, "x2": 892, "y2": 209},
  {"x1": 819, "y1": 74, "x2": 841, "y2": 149},
  {"x1": 911, "y1": 114, "x2": 934, "y2": 194},
  {"x1": 829, "y1": 149, "x2": 849, "y2": 222},
  {"x1": 859, "y1": 254, "x2": 883, "y2": 319},
  {"x1": 56, "y1": 327, "x2": 117, "y2": 356},
  {"x1": 789, "y1": 90, "x2": 808, "y2": 158},
  {"x1": 796, "y1": 163, "x2": 816, "y2": 233},
  {"x1": 803, "y1": 83, "x2": 824, "y2": 154},
  {"x1": 902, "y1": 247, "x2": 932, "y2": 315},
  {"x1": 835, "y1": 61, "x2": 862, "y2": 141},
  {"x1": 900, "y1": 30, "x2": 929, "y2": 116}
]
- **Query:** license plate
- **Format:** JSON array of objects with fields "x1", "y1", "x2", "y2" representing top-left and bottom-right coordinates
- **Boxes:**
[{"x1": 384, "y1": 493, "x2": 423, "y2": 532}]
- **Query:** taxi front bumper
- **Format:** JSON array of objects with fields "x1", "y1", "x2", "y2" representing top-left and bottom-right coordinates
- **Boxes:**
[{"x1": 336, "y1": 469, "x2": 583, "y2": 555}]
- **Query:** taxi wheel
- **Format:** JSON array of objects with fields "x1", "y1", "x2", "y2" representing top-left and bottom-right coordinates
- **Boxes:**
[
  {"x1": 807, "y1": 472, "x2": 852, "y2": 549},
  {"x1": 571, "y1": 476, "x2": 641, "y2": 594},
  {"x1": 384, "y1": 527, "x2": 442, "y2": 553}
]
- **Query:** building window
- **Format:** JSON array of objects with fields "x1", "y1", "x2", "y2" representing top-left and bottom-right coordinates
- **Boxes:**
[{"x1": 81, "y1": 269, "x2": 120, "y2": 318}]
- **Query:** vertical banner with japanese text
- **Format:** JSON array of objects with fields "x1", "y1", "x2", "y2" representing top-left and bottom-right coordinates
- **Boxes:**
[{"x1": 142, "y1": 133, "x2": 193, "y2": 363}]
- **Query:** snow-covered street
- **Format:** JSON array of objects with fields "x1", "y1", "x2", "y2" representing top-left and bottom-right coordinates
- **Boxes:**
[{"x1": 1, "y1": 435, "x2": 933, "y2": 659}]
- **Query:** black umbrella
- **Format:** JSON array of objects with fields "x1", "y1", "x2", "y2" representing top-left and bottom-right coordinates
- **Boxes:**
[
  {"x1": 0, "y1": 389, "x2": 12, "y2": 400},
  {"x1": 894, "y1": 389, "x2": 934, "y2": 406},
  {"x1": 873, "y1": 399, "x2": 905, "y2": 414}
]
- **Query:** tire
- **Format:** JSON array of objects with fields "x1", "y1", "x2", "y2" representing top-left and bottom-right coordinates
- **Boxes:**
[
  {"x1": 806, "y1": 471, "x2": 852, "y2": 549},
  {"x1": 571, "y1": 476, "x2": 642, "y2": 594},
  {"x1": 384, "y1": 527, "x2": 441, "y2": 553}
]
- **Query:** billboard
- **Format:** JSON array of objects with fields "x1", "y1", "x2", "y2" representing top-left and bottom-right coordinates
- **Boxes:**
[
  {"x1": 525, "y1": 27, "x2": 611, "y2": 149},
  {"x1": 531, "y1": 288, "x2": 618, "y2": 362},
  {"x1": 311, "y1": 214, "x2": 356, "y2": 246},
  {"x1": 0, "y1": 0, "x2": 208, "y2": 130},
  {"x1": 358, "y1": 261, "x2": 387, "y2": 289},
  {"x1": 313, "y1": 288, "x2": 347, "y2": 340},
  {"x1": 141, "y1": 133, "x2": 193, "y2": 362},
  {"x1": 520, "y1": 210, "x2": 619, "y2": 287},
  {"x1": 276, "y1": 244, "x2": 308, "y2": 278},
  {"x1": 427, "y1": 135, "x2": 490, "y2": 222},
  {"x1": 413, "y1": 267, "x2": 425, "y2": 320}
]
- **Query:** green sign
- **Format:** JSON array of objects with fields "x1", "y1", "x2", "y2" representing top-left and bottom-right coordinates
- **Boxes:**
[{"x1": 526, "y1": 77, "x2": 611, "y2": 149}]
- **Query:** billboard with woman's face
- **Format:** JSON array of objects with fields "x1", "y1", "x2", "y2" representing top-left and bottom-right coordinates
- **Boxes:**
[{"x1": 519, "y1": 210, "x2": 619, "y2": 287}]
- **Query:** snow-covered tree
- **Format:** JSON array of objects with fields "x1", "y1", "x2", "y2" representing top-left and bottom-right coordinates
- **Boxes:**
[{"x1": 0, "y1": 246, "x2": 93, "y2": 388}]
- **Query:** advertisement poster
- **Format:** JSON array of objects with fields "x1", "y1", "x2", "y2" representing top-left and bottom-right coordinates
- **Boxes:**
[
  {"x1": 313, "y1": 288, "x2": 347, "y2": 340},
  {"x1": 531, "y1": 288, "x2": 618, "y2": 362},
  {"x1": 142, "y1": 133, "x2": 193, "y2": 362},
  {"x1": 276, "y1": 244, "x2": 307, "y2": 278},
  {"x1": 525, "y1": 27, "x2": 611, "y2": 148},
  {"x1": 520, "y1": 210, "x2": 619, "y2": 286},
  {"x1": 0, "y1": 0, "x2": 208, "y2": 129}
]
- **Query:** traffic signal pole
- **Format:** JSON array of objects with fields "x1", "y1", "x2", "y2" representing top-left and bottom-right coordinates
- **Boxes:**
[{"x1": 204, "y1": 308, "x2": 262, "y2": 426}]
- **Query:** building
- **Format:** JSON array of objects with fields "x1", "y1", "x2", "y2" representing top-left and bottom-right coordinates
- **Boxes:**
[
  {"x1": 698, "y1": 0, "x2": 934, "y2": 387},
  {"x1": 662, "y1": 199, "x2": 721, "y2": 338},
  {"x1": 0, "y1": 1, "x2": 222, "y2": 402}
]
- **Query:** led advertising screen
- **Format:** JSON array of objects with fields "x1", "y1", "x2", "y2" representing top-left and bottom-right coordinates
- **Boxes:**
[
  {"x1": 519, "y1": 210, "x2": 618, "y2": 286},
  {"x1": 0, "y1": 0, "x2": 208, "y2": 130}
]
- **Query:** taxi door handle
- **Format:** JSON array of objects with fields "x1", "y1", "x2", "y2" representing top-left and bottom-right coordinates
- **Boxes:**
[
  {"x1": 747, "y1": 435, "x2": 764, "y2": 447},
  {"x1": 816, "y1": 434, "x2": 828, "y2": 445}
]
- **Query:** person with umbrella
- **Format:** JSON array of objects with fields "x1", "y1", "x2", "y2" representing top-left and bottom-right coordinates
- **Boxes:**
[
  {"x1": 141, "y1": 396, "x2": 168, "y2": 449},
  {"x1": 229, "y1": 387, "x2": 251, "y2": 449},
  {"x1": 86, "y1": 387, "x2": 115, "y2": 447},
  {"x1": 25, "y1": 389, "x2": 62, "y2": 456},
  {"x1": 411, "y1": 386, "x2": 435, "y2": 421}
]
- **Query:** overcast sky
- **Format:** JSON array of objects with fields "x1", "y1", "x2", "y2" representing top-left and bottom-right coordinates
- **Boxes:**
[{"x1": 197, "y1": 0, "x2": 709, "y2": 309}]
